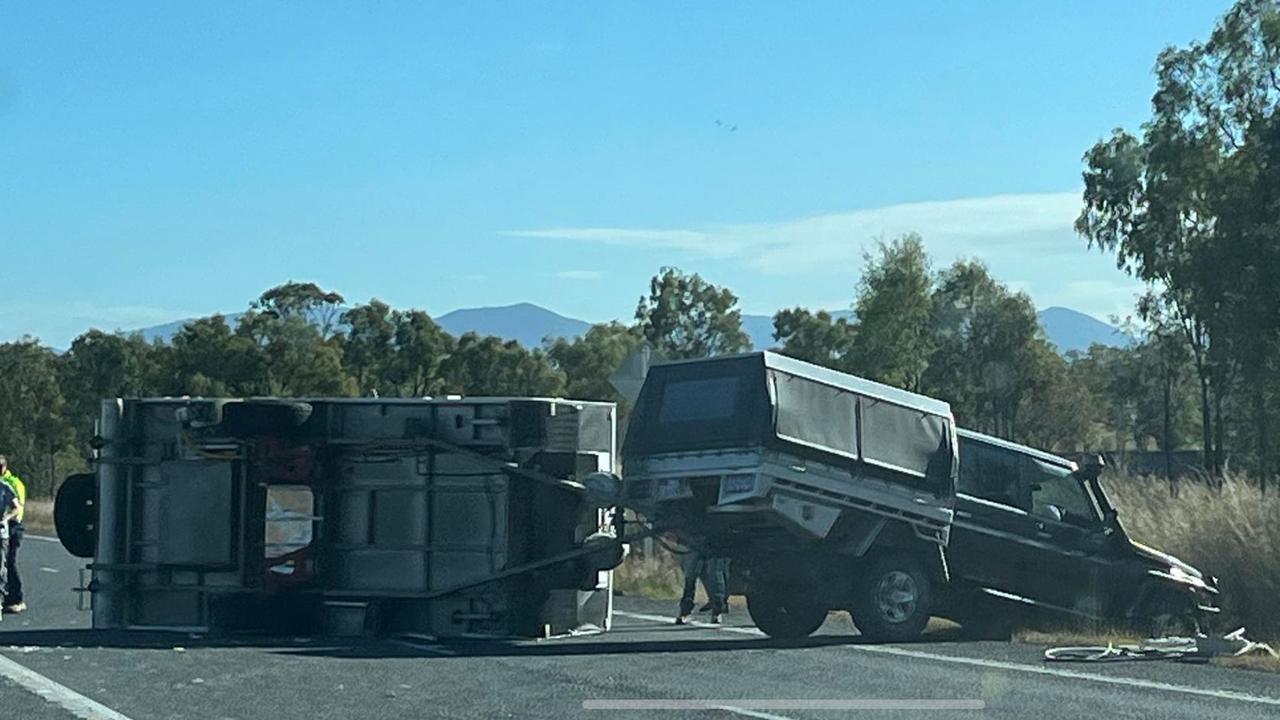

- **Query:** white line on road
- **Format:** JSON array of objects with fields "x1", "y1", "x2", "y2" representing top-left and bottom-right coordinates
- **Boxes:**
[
  {"x1": 25, "y1": 534, "x2": 60, "y2": 543},
  {"x1": 614, "y1": 611, "x2": 1280, "y2": 708},
  {"x1": 0, "y1": 653, "x2": 136, "y2": 720},
  {"x1": 712, "y1": 708, "x2": 795, "y2": 720},
  {"x1": 584, "y1": 699, "x2": 987, "y2": 710}
]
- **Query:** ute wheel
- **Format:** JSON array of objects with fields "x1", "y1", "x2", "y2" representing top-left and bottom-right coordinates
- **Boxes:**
[
  {"x1": 850, "y1": 555, "x2": 933, "y2": 642},
  {"x1": 747, "y1": 585, "x2": 828, "y2": 640}
]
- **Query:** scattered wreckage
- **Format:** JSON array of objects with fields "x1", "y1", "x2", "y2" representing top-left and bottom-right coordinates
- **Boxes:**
[{"x1": 55, "y1": 397, "x2": 625, "y2": 637}]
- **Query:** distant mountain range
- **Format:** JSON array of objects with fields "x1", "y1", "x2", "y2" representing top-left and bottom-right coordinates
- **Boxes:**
[{"x1": 129, "y1": 303, "x2": 1130, "y2": 355}]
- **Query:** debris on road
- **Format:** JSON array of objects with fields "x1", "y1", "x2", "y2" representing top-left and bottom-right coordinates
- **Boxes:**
[{"x1": 1044, "y1": 628, "x2": 1278, "y2": 663}]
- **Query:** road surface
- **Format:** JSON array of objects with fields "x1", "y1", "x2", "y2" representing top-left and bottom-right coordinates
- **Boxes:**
[{"x1": 0, "y1": 538, "x2": 1276, "y2": 719}]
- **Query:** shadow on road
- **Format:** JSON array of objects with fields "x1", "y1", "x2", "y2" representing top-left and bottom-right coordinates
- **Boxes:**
[{"x1": 0, "y1": 625, "x2": 968, "y2": 661}]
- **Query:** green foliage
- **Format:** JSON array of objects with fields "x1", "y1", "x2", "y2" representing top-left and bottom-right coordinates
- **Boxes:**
[
  {"x1": 772, "y1": 309, "x2": 855, "y2": 366},
  {"x1": 847, "y1": 235, "x2": 934, "y2": 391},
  {"x1": 0, "y1": 339, "x2": 73, "y2": 496},
  {"x1": 386, "y1": 309, "x2": 454, "y2": 396},
  {"x1": 546, "y1": 322, "x2": 645, "y2": 403},
  {"x1": 635, "y1": 267, "x2": 750, "y2": 359},
  {"x1": 440, "y1": 333, "x2": 565, "y2": 397},
  {"x1": 1077, "y1": 0, "x2": 1280, "y2": 478}
]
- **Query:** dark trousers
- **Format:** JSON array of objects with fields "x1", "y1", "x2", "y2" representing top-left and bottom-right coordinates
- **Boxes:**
[
  {"x1": 679, "y1": 554, "x2": 729, "y2": 615},
  {"x1": 5, "y1": 524, "x2": 21, "y2": 605}
]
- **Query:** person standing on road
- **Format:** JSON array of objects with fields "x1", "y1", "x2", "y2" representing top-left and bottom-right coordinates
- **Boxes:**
[
  {"x1": 675, "y1": 548, "x2": 728, "y2": 625},
  {"x1": 0, "y1": 456, "x2": 26, "y2": 614},
  {"x1": 0, "y1": 473, "x2": 19, "y2": 621}
]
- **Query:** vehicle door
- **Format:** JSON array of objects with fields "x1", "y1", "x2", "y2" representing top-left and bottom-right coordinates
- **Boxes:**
[
  {"x1": 947, "y1": 440, "x2": 1038, "y2": 598},
  {"x1": 1020, "y1": 459, "x2": 1119, "y2": 617}
]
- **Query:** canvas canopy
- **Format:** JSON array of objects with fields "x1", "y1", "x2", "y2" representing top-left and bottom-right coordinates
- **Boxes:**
[{"x1": 624, "y1": 352, "x2": 956, "y2": 493}]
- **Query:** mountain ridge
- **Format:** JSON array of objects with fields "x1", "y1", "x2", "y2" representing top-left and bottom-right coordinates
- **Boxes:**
[{"x1": 123, "y1": 303, "x2": 1129, "y2": 355}]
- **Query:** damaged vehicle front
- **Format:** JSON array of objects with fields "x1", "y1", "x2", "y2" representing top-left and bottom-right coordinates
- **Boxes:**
[{"x1": 942, "y1": 430, "x2": 1220, "y2": 638}]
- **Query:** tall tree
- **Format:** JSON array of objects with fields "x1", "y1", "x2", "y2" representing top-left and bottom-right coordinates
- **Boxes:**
[
  {"x1": 1077, "y1": 0, "x2": 1280, "y2": 475},
  {"x1": 0, "y1": 339, "x2": 73, "y2": 496},
  {"x1": 253, "y1": 281, "x2": 347, "y2": 339},
  {"x1": 635, "y1": 267, "x2": 751, "y2": 359},
  {"x1": 388, "y1": 309, "x2": 454, "y2": 396},
  {"x1": 845, "y1": 235, "x2": 933, "y2": 391},
  {"x1": 439, "y1": 333, "x2": 565, "y2": 397},
  {"x1": 772, "y1": 309, "x2": 856, "y2": 367},
  {"x1": 546, "y1": 322, "x2": 645, "y2": 403},
  {"x1": 60, "y1": 330, "x2": 161, "y2": 440},
  {"x1": 340, "y1": 299, "x2": 397, "y2": 395}
]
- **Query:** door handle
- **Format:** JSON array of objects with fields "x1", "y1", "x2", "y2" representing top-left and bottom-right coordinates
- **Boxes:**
[
  {"x1": 1035, "y1": 531, "x2": 1053, "y2": 540},
  {"x1": 955, "y1": 510, "x2": 973, "y2": 519}
]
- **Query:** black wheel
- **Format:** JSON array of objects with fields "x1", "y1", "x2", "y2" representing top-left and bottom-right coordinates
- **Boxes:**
[
  {"x1": 54, "y1": 473, "x2": 97, "y2": 558},
  {"x1": 850, "y1": 555, "x2": 933, "y2": 642},
  {"x1": 746, "y1": 585, "x2": 827, "y2": 639}
]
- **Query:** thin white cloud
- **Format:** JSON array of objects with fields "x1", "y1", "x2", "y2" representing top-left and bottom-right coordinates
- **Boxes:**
[
  {"x1": 556, "y1": 270, "x2": 603, "y2": 280},
  {"x1": 506, "y1": 192, "x2": 1083, "y2": 273},
  {"x1": 506, "y1": 191, "x2": 1148, "y2": 324}
]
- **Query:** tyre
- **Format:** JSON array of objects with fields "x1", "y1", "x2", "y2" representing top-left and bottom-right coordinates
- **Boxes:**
[
  {"x1": 746, "y1": 585, "x2": 828, "y2": 640},
  {"x1": 54, "y1": 473, "x2": 97, "y2": 558},
  {"x1": 850, "y1": 555, "x2": 933, "y2": 642}
]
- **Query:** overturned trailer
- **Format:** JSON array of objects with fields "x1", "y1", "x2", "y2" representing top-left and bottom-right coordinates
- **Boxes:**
[
  {"x1": 55, "y1": 397, "x2": 622, "y2": 638},
  {"x1": 619, "y1": 352, "x2": 957, "y2": 640}
]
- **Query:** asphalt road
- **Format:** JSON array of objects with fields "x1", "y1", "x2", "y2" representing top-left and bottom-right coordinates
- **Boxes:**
[{"x1": 1, "y1": 538, "x2": 1277, "y2": 720}]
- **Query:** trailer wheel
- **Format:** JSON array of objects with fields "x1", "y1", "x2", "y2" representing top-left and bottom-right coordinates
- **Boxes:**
[
  {"x1": 746, "y1": 585, "x2": 827, "y2": 640},
  {"x1": 850, "y1": 555, "x2": 933, "y2": 642}
]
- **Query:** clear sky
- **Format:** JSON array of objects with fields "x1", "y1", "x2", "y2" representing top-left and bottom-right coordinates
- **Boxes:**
[{"x1": 0, "y1": 1, "x2": 1234, "y2": 347}]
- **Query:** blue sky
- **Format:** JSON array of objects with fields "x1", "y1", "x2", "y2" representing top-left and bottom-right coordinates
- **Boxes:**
[{"x1": 0, "y1": 1, "x2": 1233, "y2": 347}]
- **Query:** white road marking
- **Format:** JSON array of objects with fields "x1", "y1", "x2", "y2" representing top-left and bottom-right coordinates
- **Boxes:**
[
  {"x1": 0, "y1": 653, "x2": 136, "y2": 720},
  {"x1": 39, "y1": 566, "x2": 59, "y2": 574},
  {"x1": 714, "y1": 707, "x2": 795, "y2": 720},
  {"x1": 25, "y1": 535, "x2": 60, "y2": 543},
  {"x1": 585, "y1": 699, "x2": 985, "y2": 711},
  {"x1": 614, "y1": 611, "x2": 1280, "y2": 708}
]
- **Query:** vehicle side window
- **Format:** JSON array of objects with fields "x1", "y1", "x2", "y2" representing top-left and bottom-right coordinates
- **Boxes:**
[
  {"x1": 958, "y1": 441, "x2": 1024, "y2": 509},
  {"x1": 1023, "y1": 458, "x2": 1095, "y2": 526}
]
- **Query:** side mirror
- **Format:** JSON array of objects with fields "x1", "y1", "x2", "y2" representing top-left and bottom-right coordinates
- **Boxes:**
[{"x1": 1045, "y1": 504, "x2": 1065, "y2": 522}]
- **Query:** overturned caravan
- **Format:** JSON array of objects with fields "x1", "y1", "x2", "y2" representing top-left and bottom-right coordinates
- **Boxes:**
[
  {"x1": 56, "y1": 397, "x2": 622, "y2": 638},
  {"x1": 620, "y1": 352, "x2": 958, "y2": 640}
]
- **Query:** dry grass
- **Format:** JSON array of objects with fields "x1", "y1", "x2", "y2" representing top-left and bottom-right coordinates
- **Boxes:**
[
  {"x1": 613, "y1": 547, "x2": 684, "y2": 600},
  {"x1": 1104, "y1": 473, "x2": 1279, "y2": 638},
  {"x1": 22, "y1": 498, "x2": 54, "y2": 537}
]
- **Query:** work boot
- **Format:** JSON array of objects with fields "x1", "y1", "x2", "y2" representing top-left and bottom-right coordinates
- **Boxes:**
[
  {"x1": 674, "y1": 615, "x2": 690, "y2": 625},
  {"x1": 4, "y1": 602, "x2": 25, "y2": 614},
  {"x1": 710, "y1": 612, "x2": 723, "y2": 625}
]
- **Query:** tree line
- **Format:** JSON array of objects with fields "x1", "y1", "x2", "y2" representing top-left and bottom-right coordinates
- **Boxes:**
[{"x1": 0, "y1": 255, "x2": 1206, "y2": 499}]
